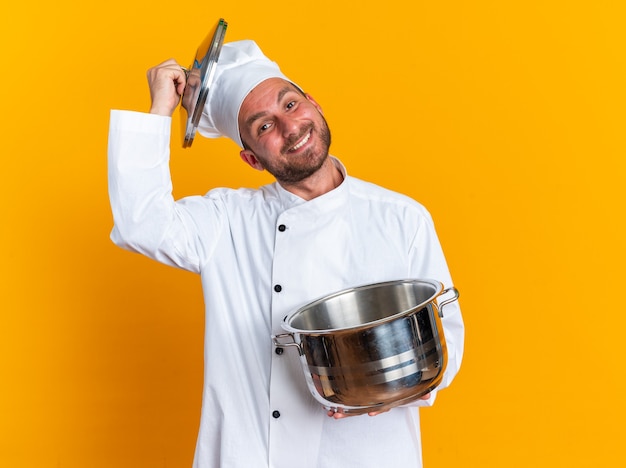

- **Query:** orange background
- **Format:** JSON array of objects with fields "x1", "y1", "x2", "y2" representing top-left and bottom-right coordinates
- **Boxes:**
[{"x1": 1, "y1": 1, "x2": 625, "y2": 467}]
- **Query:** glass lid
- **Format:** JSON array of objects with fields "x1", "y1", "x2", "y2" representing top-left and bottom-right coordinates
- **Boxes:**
[{"x1": 180, "y1": 18, "x2": 228, "y2": 148}]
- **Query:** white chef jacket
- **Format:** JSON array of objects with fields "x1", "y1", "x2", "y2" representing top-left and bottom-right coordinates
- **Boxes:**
[{"x1": 108, "y1": 110, "x2": 464, "y2": 468}]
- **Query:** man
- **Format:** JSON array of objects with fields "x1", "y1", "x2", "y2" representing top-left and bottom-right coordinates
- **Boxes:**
[{"x1": 108, "y1": 39, "x2": 464, "y2": 468}]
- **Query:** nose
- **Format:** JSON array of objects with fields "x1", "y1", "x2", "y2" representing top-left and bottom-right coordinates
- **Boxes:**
[{"x1": 279, "y1": 115, "x2": 300, "y2": 138}]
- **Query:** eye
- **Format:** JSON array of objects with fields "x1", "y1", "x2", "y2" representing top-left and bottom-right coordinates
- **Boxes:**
[
  {"x1": 286, "y1": 100, "x2": 296, "y2": 110},
  {"x1": 258, "y1": 122, "x2": 273, "y2": 134}
]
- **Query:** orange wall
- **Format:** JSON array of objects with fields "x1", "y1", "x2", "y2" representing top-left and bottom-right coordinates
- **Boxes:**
[{"x1": 1, "y1": 1, "x2": 625, "y2": 467}]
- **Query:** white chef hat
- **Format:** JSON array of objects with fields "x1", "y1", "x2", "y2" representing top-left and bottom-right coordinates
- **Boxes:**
[{"x1": 197, "y1": 40, "x2": 294, "y2": 148}]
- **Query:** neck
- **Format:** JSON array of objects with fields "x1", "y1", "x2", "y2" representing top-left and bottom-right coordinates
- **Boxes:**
[{"x1": 280, "y1": 157, "x2": 344, "y2": 201}]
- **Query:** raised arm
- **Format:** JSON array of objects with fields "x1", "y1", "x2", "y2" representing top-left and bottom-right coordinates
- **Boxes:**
[{"x1": 107, "y1": 60, "x2": 220, "y2": 274}]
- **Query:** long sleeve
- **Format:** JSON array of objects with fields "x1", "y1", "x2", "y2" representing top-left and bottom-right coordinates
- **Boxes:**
[
  {"x1": 107, "y1": 110, "x2": 220, "y2": 273},
  {"x1": 407, "y1": 209, "x2": 465, "y2": 406}
]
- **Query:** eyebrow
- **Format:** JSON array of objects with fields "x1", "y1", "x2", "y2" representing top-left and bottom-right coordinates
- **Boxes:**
[{"x1": 243, "y1": 86, "x2": 296, "y2": 129}]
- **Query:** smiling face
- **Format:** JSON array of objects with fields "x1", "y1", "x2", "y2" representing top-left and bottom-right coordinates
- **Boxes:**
[{"x1": 237, "y1": 78, "x2": 331, "y2": 184}]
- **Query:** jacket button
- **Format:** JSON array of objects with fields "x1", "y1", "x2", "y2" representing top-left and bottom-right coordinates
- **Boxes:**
[
  {"x1": 272, "y1": 410, "x2": 281, "y2": 419},
  {"x1": 278, "y1": 224, "x2": 286, "y2": 232},
  {"x1": 275, "y1": 347, "x2": 284, "y2": 355},
  {"x1": 274, "y1": 284, "x2": 282, "y2": 293}
]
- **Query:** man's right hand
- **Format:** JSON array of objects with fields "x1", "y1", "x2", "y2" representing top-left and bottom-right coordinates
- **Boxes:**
[{"x1": 147, "y1": 59, "x2": 187, "y2": 116}]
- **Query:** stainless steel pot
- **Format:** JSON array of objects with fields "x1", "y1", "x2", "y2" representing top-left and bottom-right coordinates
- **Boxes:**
[{"x1": 273, "y1": 279, "x2": 459, "y2": 414}]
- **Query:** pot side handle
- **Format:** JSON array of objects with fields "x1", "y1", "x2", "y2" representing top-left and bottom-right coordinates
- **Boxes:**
[
  {"x1": 272, "y1": 333, "x2": 304, "y2": 356},
  {"x1": 438, "y1": 287, "x2": 460, "y2": 318}
]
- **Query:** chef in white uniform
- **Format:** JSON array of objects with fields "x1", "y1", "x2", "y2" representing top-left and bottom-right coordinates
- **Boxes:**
[{"x1": 108, "y1": 39, "x2": 464, "y2": 468}]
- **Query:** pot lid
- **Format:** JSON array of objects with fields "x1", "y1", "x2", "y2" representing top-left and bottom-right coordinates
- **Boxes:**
[{"x1": 180, "y1": 18, "x2": 228, "y2": 148}]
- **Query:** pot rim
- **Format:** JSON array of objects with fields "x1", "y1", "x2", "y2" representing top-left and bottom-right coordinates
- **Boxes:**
[{"x1": 282, "y1": 278, "x2": 444, "y2": 335}]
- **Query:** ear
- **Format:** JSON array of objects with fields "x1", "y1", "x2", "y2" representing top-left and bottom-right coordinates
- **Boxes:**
[
  {"x1": 305, "y1": 93, "x2": 323, "y2": 114},
  {"x1": 239, "y1": 149, "x2": 265, "y2": 171}
]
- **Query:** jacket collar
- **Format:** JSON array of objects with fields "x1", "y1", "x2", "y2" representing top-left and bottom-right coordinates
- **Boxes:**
[{"x1": 274, "y1": 156, "x2": 349, "y2": 212}]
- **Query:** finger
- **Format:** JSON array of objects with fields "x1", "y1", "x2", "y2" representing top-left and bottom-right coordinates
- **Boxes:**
[
  {"x1": 148, "y1": 61, "x2": 187, "y2": 91},
  {"x1": 327, "y1": 409, "x2": 349, "y2": 419}
]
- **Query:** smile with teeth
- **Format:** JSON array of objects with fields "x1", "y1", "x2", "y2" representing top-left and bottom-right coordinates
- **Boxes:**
[{"x1": 290, "y1": 131, "x2": 311, "y2": 152}]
